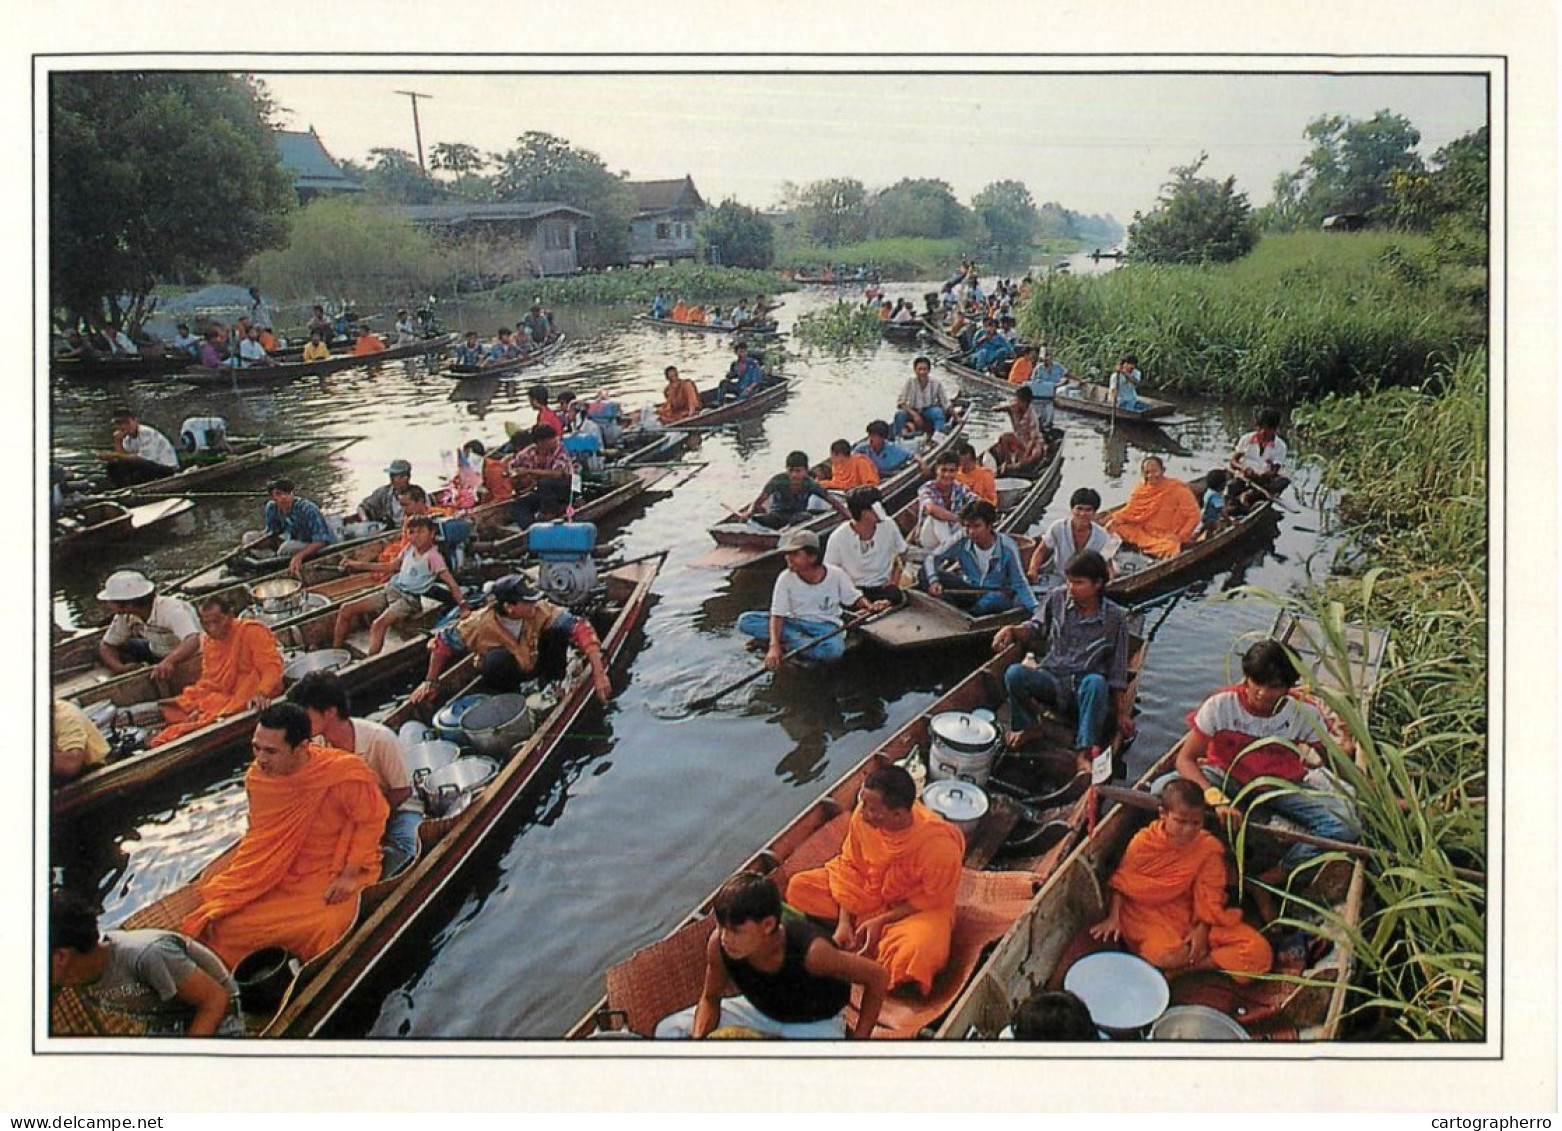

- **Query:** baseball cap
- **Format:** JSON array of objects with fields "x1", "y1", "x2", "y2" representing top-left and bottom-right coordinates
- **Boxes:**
[
  {"x1": 778, "y1": 528, "x2": 820, "y2": 553},
  {"x1": 386, "y1": 459, "x2": 412, "y2": 476}
]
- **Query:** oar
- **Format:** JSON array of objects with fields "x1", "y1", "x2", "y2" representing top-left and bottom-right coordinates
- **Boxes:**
[
  {"x1": 1091, "y1": 785, "x2": 1484, "y2": 883},
  {"x1": 688, "y1": 607, "x2": 891, "y2": 712},
  {"x1": 1238, "y1": 475, "x2": 1300, "y2": 515}
]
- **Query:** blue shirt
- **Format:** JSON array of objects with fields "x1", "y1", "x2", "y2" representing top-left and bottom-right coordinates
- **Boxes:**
[
  {"x1": 923, "y1": 532, "x2": 1037, "y2": 612},
  {"x1": 263, "y1": 497, "x2": 336, "y2": 545},
  {"x1": 1027, "y1": 359, "x2": 1068, "y2": 399},
  {"x1": 853, "y1": 438, "x2": 914, "y2": 475},
  {"x1": 454, "y1": 343, "x2": 484, "y2": 367},
  {"x1": 729, "y1": 356, "x2": 764, "y2": 396},
  {"x1": 1201, "y1": 488, "x2": 1225, "y2": 525}
]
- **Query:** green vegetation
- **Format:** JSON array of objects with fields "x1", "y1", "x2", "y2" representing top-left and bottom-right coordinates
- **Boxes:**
[
  {"x1": 1019, "y1": 231, "x2": 1483, "y2": 402},
  {"x1": 792, "y1": 301, "x2": 883, "y2": 350},
  {"x1": 490, "y1": 261, "x2": 790, "y2": 307},
  {"x1": 245, "y1": 197, "x2": 456, "y2": 302},
  {"x1": 50, "y1": 73, "x2": 293, "y2": 332},
  {"x1": 1127, "y1": 153, "x2": 1257, "y2": 265},
  {"x1": 777, "y1": 237, "x2": 968, "y2": 280},
  {"x1": 971, "y1": 179, "x2": 1039, "y2": 257},
  {"x1": 1267, "y1": 111, "x2": 1426, "y2": 231},
  {"x1": 1247, "y1": 351, "x2": 1487, "y2": 1040},
  {"x1": 698, "y1": 200, "x2": 776, "y2": 269}
]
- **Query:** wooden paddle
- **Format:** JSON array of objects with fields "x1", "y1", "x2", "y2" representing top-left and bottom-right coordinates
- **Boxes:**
[
  {"x1": 688, "y1": 607, "x2": 892, "y2": 712},
  {"x1": 1237, "y1": 475, "x2": 1300, "y2": 514}
]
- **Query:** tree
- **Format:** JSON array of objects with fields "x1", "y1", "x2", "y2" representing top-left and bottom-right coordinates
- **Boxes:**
[
  {"x1": 796, "y1": 178, "x2": 870, "y2": 247},
  {"x1": 867, "y1": 178, "x2": 971, "y2": 240},
  {"x1": 1267, "y1": 110, "x2": 1425, "y2": 230},
  {"x1": 361, "y1": 148, "x2": 445, "y2": 205},
  {"x1": 697, "y1": 199, "x2": 775, "y2": 268},
  {"x1": 1384, "y1": 125, "x2": 1488, "y2": 234},
  {"x1": 428, "y1": 141, "x2": 487, "y2": 177},
  {"x1": 1127, "y1": 153, "x2": 1256, "y2": 264},
  {"x1": 490, "y1": 131, "x2": 636, "y2": 267},
  {"x1": 245, "y1": 196, "x2": 455, "y2": 302},
  {"x1": 50, "y1": 72, "x2": 294, "y2": 332},
  {"x1": 971, "y1": 180, "x2": 1037, "y2": 254}
]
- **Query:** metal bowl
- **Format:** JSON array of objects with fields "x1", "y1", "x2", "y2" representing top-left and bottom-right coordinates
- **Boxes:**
[
  {"x1": 1062, "y1": 951, "x2": 1169, "y2": 1038},
  {"x1": 433, "y1": 694, "x2": 489, "y2": 747},
  {"x1": 994, "y1": 477, "x2": 1030, "y2": 510},
  {"x1": 249, "y1": 577, "x2": 306, "y2": 614},
  {"x1": 402, "y1": 739, "x2": 461, "y2": 793},
  {"x1": 281, "y1": 648, "x2": 353, "y2": 686},
  {"x1": 1149, "y1": 1005, "x2": 1250, "y2": 1041}
]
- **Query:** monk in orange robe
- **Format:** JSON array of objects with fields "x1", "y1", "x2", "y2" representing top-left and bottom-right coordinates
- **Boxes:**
[
  {"x1": 1006, "y1": 348, "x2": 1036, "y2": 387},
  {"x1": 816, "y1": 439, "x2": 882, "y2": 490},
  {"x1": 657, "y1": 365, "x2": 704, "y2": 424},
  {"x1": 670, "y1": 301, "x2": 689, "y2": 323},
  {"x1": 1101, "y1": 456, "x2": 1201, "y2": 559},
  {"x1": 786, "y1": 765, "x2": 964, "y2": 995},
  {"x1": 1089, "y1": 780, "x2": 1271, "y2": 981},
  {"x1": 183, "y1": 703, "x2": 388, "y2": 969},
  {"x1": 150, "y1": 596, "x2": 284, "y2": 747},
  {"x1": 955, "y1": 444, "x2": 997, "y2": 504}
]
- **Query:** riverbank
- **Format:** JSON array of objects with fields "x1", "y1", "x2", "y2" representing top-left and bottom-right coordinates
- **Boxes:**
[{"x1": 491, "y1": 262, "x2": 791, "y2": 308}]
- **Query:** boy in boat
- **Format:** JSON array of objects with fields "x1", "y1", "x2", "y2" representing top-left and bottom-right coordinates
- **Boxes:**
[
  {"x1": 1025, "y1": 345, "x2": 1070, "y2": 430},
  {"x1": 50, "y1": 889, "x2": 243, "y2": 1037},
  {"x1": 1173, "y1": 638, "x2": 1360, "y2": 890},
  {"x1": 506, "y1": 423, "x2": 575, "y2": 529},
  {"x1": 993, "y1": 549, "x2": 1134, "y2": 765},
  {"x1": 716, "y1": 340, "x2": 765, "y2": 403},
  {"x1": 352, "y1": 325, "x2": 387, "y2": 355},
  {"x1": 1227, "y1": 407, "x2": 1290, "y2": 511},
  {"x1": 262, "y1": 477, "x2": 339, "y2": 578},
  {"x1": 922, "y1": 499, "x2": 1035, "y2": 616},
  {"x1": 785, "y1": 764, "x2": 964, "y2": 996},
  {"x1": 482, "y1": 326, "x2": 522, "y2": 367},
  {"x1": 655, "y1": 872, "x2": 889, "y2": 1040},
  {"x1": 739, "y1": 449, "x2": 849, "y2": 531},
  {"x1": 656, "y1": 365, "x2": 704, "y2": 425},
  {"x1": 453, "y1": 330, "x2": 483, "y2": 368},
  {"x1": 528, "y1": 384, "x2": 566, "y2": 436},
  {"x1": 95, "y1": 569, "x2": 203, "y2": 689},
  {"x1": 1011, "y1": 989, "x2": 1097, "y2": 1041},
  {"x1": 738, "y1": 528, "x2": 889, "y2": 668},
  {"x1": 330, "y1": 515, "x2": 468, "y2": 656},
  {"x1": 822, "y1": 487, "x2": 907, "y2": 608},
  {"x1": 288, "y1": 671, "x2": 421, "y2": 879},
  {"x1": 852, "y1": 419, "x2": 926, "y2": 478},
  {"x1": 1191, "y1": 469, "x2": 1231, "y2": 539},
  {"x1": 1111, "y1": 354, "x2": 1145, "y2": 412},
  {"x1": 302, "y1": 328, "x2": 331, "y2": 363},
  {"x1": 954, "y1": 443, "x2": 997, "y2": 505},
  {"x1": 1088, "y1": 779, "x2": 1272, "y2": 981},
  {"x1": 181, "y1": 702, "x2": 389, "y2": 969},
  {"x1": 912, "y1": 451, "x2": 976, "y2": 549},
  {"x1": 102, "y1": 408, "x2": 180, "y2": 488},
  {"x1": 1027, "y1": 487, "x2": 1117, "y2": 591},
  {"x1": 170, "y1": 322, "x2": 200, "y2": 358},
  {"x1": 816, "y1": 438, "x2": 882, "y2": 491},
  {"x1": 892, "y1": 356, "x2": 951, "y2": 439}
]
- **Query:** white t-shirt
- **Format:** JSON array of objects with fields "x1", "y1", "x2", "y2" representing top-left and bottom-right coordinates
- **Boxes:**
[
  {"x1": 1036, "y1": 519, "x2": 1115, "y2": 586},
  {"x1": 343, "y1": 718, "x2": 418, "y2": 812},
  {"x1": 123, "y1": 426, "x2": 179, "y2": 469},
  {"x1": 393, "y1": 544, "x2": 448, "y2": 596},
  {"x1": 824, "y1": 518, "x2": 908, "y2": 589},
  {"x1": 101, "y1": 594, "x2": 200, "y2": 656},
  {"x1": 768, "y1": 566, "x2": 863, "y2": 626},
  {"x1": 1232, "y1": 430, "x2": 1288, "y2": 476}
]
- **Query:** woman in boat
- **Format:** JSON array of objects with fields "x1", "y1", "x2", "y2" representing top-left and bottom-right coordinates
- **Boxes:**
[
  {"x1": 1028, "y1": 487, "x2": 1117, "y2": 590},
  {"x1": 1101, "y1": 456, "x2": 1201, "y2": 559}
]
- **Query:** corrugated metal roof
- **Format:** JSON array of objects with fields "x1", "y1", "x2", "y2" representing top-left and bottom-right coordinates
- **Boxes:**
[
  {"x1": 395, "y1": 202, "x2": 594, "y2": 225},
  {"x1": 274, "y1": 129, "x2": 362, "y2": 192}
]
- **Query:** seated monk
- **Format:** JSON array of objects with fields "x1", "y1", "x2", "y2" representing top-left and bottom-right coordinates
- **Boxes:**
[
  {"x1": 182, "y1": 703, "x2": 388, "y2": 969},
  {"x1": 786, "y1": 764, "x2": 964, "y2": 996},
  {"x1": 1101, "y1": 456, "x2": 1200, "y2": 559},
  {"x1": 1088, "y1": 779, "x2": 1271, "y2": 982},
  {"x1": 150, "y1": 594, "x2": 284, "y2": 748},
  {"x1": 815, "y1": 438, "x2": 881, "y2": 491},
  {"x1": 656, "y1": 365, "x2": 704, "y2": 424}
]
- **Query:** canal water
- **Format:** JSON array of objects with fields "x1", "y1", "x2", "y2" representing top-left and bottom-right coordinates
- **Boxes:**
[{"x1": 47, "y1": 284, "x2": 1347, "y2": 1038}]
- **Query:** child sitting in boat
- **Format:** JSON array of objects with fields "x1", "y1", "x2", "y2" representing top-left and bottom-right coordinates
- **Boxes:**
[
  {"x1": 1088, "y1": 779, "x2": 1272, "y2": 982},
  {"x1": 1191, "y1": 469, "x2": 1231, "y2": 539}
]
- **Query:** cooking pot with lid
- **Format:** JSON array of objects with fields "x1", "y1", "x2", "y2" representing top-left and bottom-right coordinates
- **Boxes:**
[
  {"x1": 1062, "y1": 951, "x2": 1169, "y2": 1039},
  {"x1": 401, "y1": 739, "x2": 460, "y2": 795},
  {"x1": 433, "y1": 694, "x2": 488, "y2": 747},
  {"x1": 1149, "y1": 1005, "x2": 1250, "y2": 1041},
  {"x1": 927, "y1": 711, "x2": 1000, "y2": 785},
  {"x1": 920, "y1": 778, "x2": 990, "y2": 837},
  {"x1": 422, "y1": 755, "x2": 500, "y2": 819},
  {"x1": 282, "y1": 648, "x2": 353, "y2": 687}
]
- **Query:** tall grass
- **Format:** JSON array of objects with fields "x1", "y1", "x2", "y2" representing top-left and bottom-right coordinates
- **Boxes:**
[
  {"x1": 1018, "y1": 232, "x2": 1486, "y2": 402},
  {"x1": 491, "y1": 261, "x2": 789, "y2": 307},
  {"x1": 1233, "y1": 351, "x2": 1488, "y2": 1039}
]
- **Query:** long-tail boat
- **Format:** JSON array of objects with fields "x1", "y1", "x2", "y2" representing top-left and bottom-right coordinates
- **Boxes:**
[
  {"x1": 657, "y1": 373, "x2": 794, "y2": 431},
  {"x1": 98, "y1": 436, "x2": 346, "y2": 501},
  {"x1": 174, "y1": 334, "x2": 457, "y2": 386},
  {"x1": 633, "y1": 314, "x2": 781, "y2": 337},
  {"x1": 439, "y1": 334, "x2": 568, "y2": 381}
]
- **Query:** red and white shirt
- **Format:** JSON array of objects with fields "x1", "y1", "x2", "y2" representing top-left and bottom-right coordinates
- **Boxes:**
[{"x1": 1189, "y1": 684, "x2": 1327, "y2": 784}]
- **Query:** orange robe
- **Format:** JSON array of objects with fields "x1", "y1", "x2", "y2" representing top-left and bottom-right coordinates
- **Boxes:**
[
  {"x1": 353, "y1": 334, "x2": 387, "y2": 355},
  {"x1": 816, "y1": 452, "x2": 881, "y2": 490},
  {"x1": 957, "y1": 464, "x2": 998, "y2": 504},
  {"x1": 183, "y1": 746, "x2": 388, "y2": 968},
  {"x1": 1007, "y1": 354, "x2": 1035, "y2": 386},
  {"x1": 657, "y1": 377, "x2": 704, "y2": 423},
  {"x1": 1103, "y1": 478, "x2": 1201, "y2": 558},
  {"x1": 670, "y1": 302, "x2": 689, "y2": 322},
  {"x1": 150, "y1": 621, "x2": 284, "y2": 747},
  {"x1": 1109, "y1": 821, "x2": 1271, "y2": 981},
  {"x1": 786, "y1": 802, "x2": 964, "y2": 995}
]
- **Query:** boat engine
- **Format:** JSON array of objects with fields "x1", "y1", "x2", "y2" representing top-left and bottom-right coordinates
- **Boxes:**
[
  {"x1": 180, "y1": 416, "x2": 228, "y2": 454},
  {"x1": 529, "y1": 520, "x2": 598, "y2": 606}
]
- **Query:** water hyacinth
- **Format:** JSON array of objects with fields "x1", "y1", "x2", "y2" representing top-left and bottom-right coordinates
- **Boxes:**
[
  {"x1": 792, "y1": 300, "x2": 884, "y2": 350},
  {"x1": 492, "y1": 262, "x2": 792, "y2": 308}
]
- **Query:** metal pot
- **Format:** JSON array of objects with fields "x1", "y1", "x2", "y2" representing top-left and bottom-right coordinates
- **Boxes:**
[
  {"x1": 921, "y1": 779, "x2": 990, "y2": 837},
  {"x1": 994, "y1": 477, "x2": 1030, "y2": 511},
  {"x1": 233, "y1": 947, "x2": 302, "y2": 1015},
  {"x1": 1149, "y1": 1005, "x2": 1250, "y2": 1041},
  {"x1": 458, "y1": 693, "x2": 535, "y2": 757},
  {"x1": 927, "y1": 711, "x2": 1000, "y2": 785},
  {"x1": 422, "y1": 755, "x2": 500, "y2": 819},
  {"x1": 248, "y1": 577, "x2": 306, "y2": 615},
  {"x1": 525, "y1": 686, "x2": 560, "y2": 717},
  {"x1": 433, "y1": 694, "x2": 489, "y2": 747},
  {"x1": 281, "y1": 648, "x2": 353, "y2": 686},
  {"x1": 401, "y1": 739, "x2": 460, "y2": 795},
  {"x1": 1062, "y1": 951, "x2": 1169, "y2": 1039}
]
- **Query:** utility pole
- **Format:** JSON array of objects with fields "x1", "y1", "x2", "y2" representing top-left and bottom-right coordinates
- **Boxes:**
[{"x1": 394, "y1": 90, "x2": 432, "y2": 171}]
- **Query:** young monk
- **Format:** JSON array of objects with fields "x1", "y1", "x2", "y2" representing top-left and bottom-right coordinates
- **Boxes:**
[
  {"x1": 1101, "y1": 456, "x2": 1201, "y2": 559},
  {"x1": 786, "y1": 764, "x2": 964, "y2": 996},
  {"x1": 656, "y1": 365, "x2": 704, "y2": 425},
  {"x1": 816, "y1": 438, "x2": 881, "y2": 491},
  {"x1": 954, "y1": 442, "x2": 997, "y2": 505},
  {"x1": 1088, "y1": 779, "x2": 1272, "y2": 981}
]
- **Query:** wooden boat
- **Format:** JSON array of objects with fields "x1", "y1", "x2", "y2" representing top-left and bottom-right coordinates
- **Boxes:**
[
  {"x1": 76, "y1": 557, "x2": 665, "y2": 1038},
  {"x1": 658, "y1": 373, "x2": 793, "y2": 431},
  {"x1": 570, "y1": 626, "x2": 1146, "y2": 1039},
  {"x1": 439, "y1": 333, "x2": 567, "y2": 381},
  {"x1": 633, "y1": 314, "x2": 781, "y2": 337},
  {"x1": 99, "y1": 437, "x2": 334, "y2": 502},
  {"x1": 934, "y1": 610, "x2": 1389, "y2": 1041},
  {"x1": 881, "y1": 320, "x2": 924, "y2": 343},
  {"x1": 696, "y1": 414, "x2": 969, "y2": 571},
  {"x1": 920, "y1": 320, "x2": 962, "y2": 353},
  {"x1": 50, "y1": 350, "x2": 190, "y2": 380},
  {"x1": 940, "y1": 353, "x2": 1179, "y2": 422},
  {"x1": 856, "y1": 441, "x2": 1068, "y2": 652},
  {"x1": 174, "y1": 333, "x2": 457, "y2": 386},
  {"x1": 478, "y1": 464, "x2": 680, "y2": 557},
  {"x1": 1102, "y1": 475, "x2": 1278, "y2": 605},
  {"x1": 51, "y1": 497, "x2": 195, "y2": 556}
]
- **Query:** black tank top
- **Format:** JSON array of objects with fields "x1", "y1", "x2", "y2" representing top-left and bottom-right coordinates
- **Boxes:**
[{"x1": 720, "y1": 919, "x2": 851, "y2": 1023}]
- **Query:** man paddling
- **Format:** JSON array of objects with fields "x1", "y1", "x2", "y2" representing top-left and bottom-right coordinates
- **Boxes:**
[{"x1": 737, "y1": 529, "x2": 889, "y2": 668}]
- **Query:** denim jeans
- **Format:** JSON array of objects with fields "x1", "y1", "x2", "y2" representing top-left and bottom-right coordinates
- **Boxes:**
[
  {"x1": 381, "y1": 809, "x2": 424, "y2": 878},
  {"x1": 737, "y1": 611, "x2": 846, "y2": 664},
  {"x1": 1004, "y1": 664, "x2": 1109, "y2": 749},
  {"x1": 892, "y1": 404, "x2": 946, "y2": 437},
  {"x1": 1198, "y1": 764, "x2": 1359, "y2": 872},
  {"x1": 970, "y1": 590, "x2": 1022, "y2": 616}
]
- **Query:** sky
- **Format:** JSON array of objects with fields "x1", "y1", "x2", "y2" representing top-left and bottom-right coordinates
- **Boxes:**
[{"x1": 259, "y1": 68, "x2": 1489, "y2": 225}]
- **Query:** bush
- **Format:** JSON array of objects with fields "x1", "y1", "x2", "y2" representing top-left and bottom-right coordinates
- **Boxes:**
[
  {"x1": 490, "y1": 261, "x2": 790, "y2": 306},
  {"x1": 245, "y1": 197, "x2": 455, "y2": 303}
]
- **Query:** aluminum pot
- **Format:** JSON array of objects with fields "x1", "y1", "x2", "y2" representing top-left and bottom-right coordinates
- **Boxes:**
[
  {"x1": 401, "y1": 739, "x2": 460, "y2": 795},
  {"x1": 921, "y1": 779, "x2": 990, "y2": 838},
  {"x1": 281, "y1": 648, "x2": 353, "y2": 686},
  {"x1": 927, "y1": 711, "x2": 1000, "y2": 785},
  {"x1": 248, "y1": 577, "x2": 306, "y2": 615},
  {"x1": 459, "y1": 693, "x2": 535, "y2": 757},
  {"x1": 1062, "y1": 951, "x2": 1169, "y2": 1039},
  {"x1": 1149, "y1": 1005, "x2": 1250, "y2": 1041},
  {"x1": 432, "y1": 694, "x2": 489, "y2": 747},
  {"x1": 422, "y1": 755, "x2": 500, "y2": 819},
  {"x1": 994, "y1": 477, "x2": 1030, "y2": 511}
]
